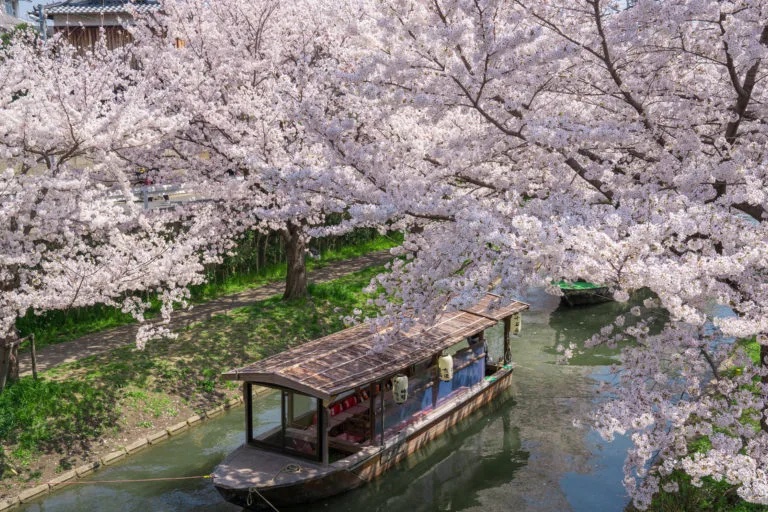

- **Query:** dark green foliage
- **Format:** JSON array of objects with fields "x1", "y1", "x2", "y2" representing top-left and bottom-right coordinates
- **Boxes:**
[
  {"x1": 644, "y1": 471, "x2": 768, "y2": 512},
  {"x1": 15, "y1": 303, "x2": 136, "y2": 350},
  {"x1": 1, "y1": 23, "x2": 31, "y2": 48},
  {"x1": 0, "y1": 378, "x2": 116, "y2": 453},
  {"x1": 643, "y1": 336, "x2": 768, "y2": 511},
  {"x1": 15, "y1": 230, "x2": 400, "y2": 350}
]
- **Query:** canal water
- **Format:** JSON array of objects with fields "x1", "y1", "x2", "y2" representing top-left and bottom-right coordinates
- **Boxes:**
[{"x1": 20, "y1": 290, "x2": 634, "y2": 512}]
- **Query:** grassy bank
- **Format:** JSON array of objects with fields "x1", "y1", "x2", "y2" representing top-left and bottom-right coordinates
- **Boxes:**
[
  {"x1": 642, "y1": 337, "x2": 768, "y2": 512},
  {"x1": 642, "y1": 471, "x2": 768, "y2": 512},
  {"x1": 15, "y1": 232, "x2": 400, "y2": 350},
  {"x1": 0, "y1": 264, "x2": 384, "y2": 496}
]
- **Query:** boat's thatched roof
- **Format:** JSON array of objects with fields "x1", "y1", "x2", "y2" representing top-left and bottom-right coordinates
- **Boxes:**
[{"x1": 222, "y1": 293, "x2": 528, "y2": 401}]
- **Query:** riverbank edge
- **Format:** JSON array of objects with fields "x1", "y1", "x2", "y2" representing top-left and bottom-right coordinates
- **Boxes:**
[{"x1": 0, "y1": 387, "x2": 266, "y2": 511}]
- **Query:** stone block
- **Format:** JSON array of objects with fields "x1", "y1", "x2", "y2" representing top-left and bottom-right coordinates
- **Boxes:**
[
  {"x1": 147, "y1": 430, "x2": 168, "y2": 445},
  {"x1": 205, "y1": 405, "x2": 224, "y2": 418},
  {"x1": 101, "y1": 449, "x2": 127, "y2": 466},
  {"x1": 0, "y1": 496, "x2": 19, "y2": 511},
  {"x1": 166, "y1": 421, "x2": 188, "y2": 436},
  {"x1": 18, "y1": 484, "x2": 49, "y2": 503},
  {"x1": 48, "y1": 469, "x2": 78, "y2": 489},
  {"x1": 74, "y1": 461, "x2": 100, "y2": 477},
  {"x1": 125, "y1": 438, "x2": 149, "y2": 454}
]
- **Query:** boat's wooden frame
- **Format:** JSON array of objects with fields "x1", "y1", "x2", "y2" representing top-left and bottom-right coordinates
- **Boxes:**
[{"x1": 213, "y1": 294, "x2": 528, "y2": 510}]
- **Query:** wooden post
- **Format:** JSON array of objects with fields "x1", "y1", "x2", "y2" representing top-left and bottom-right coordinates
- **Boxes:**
[
  {"x1": 369, "y1": 382, "x2": 376, "y2": 443},
  {"x1": 379, "y1": 380, "x2": 385, "y2": 446},
  {"x1": 503, "y1": 317, "x2": 512, "y2": 364},
  {"x1": 287, "y1": 392, "x2": 294, "y2": 426},
  {"x1": 431, "y1": 357, "x2": 440, "y2": 408},
  {"x1": 245, "y1": 383, "x2": 253, "y2": 443},
  {"x1": 321, "y1": 405, "x2": 329, "y2": 465},
  {"x1": 280, "y1": 390, "x2": 287, "y2": 450},
  {"x1": 29, "y1": 334, "x2": 38, "y2": 380}
]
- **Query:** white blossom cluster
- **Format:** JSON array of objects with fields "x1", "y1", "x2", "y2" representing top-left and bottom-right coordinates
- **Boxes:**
[{"x1": 0, "y1": 35, "x2": 231, "y2": 346}]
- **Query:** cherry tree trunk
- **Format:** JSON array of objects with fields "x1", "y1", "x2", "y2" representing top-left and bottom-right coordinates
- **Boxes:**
[
  {"x1": 281, "y1": 223, "x2": 308, "y2": 301},
  {"x1": 0, "y1": 332, "x2": 20, "y2": 393}
]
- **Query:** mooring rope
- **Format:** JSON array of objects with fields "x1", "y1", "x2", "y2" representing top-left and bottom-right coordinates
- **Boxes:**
[
  {"x1": 48, "y1": 474, "x2": 212, "y2": 485},
  {"x1": 269, "y1": 462, "x2": 302, "y2": 483},
  {"x1": 247, "y1": 485, "x2": 281, "y2": 512},
  {"x1": 242, "y1": 463, "x2": 305, "y2": 512}
]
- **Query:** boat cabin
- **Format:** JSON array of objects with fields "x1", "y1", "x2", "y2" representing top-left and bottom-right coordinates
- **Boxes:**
[{"x1": 221, "y1": 294, "x2": 527, "y2": 466}]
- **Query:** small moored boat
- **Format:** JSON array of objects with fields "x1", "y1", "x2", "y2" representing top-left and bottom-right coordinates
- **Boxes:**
[
  {"x1": 213, "y1": 293, "x2": 528, "y2": 510},
  {"x1": 557, "y1": 280, "x2": 613, "y2": 306}
]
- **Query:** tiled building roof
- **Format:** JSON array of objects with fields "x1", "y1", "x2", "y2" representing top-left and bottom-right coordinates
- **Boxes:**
[{"x1": 40, "y1": 0, "x2": 159, "y2": 16}]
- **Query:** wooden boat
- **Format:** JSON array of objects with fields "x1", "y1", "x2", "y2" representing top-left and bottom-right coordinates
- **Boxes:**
[
  {"x1": 212, "y1": 293, "x2": 529, "y2": 510},
  {"x1": 557, "y1": 280, "x2": 613, "y2": 306}
]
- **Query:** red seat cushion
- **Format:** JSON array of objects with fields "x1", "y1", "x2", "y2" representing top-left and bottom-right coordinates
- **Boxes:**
[{"x1": 342, "y1": 396, "x2": 358, "y2": 409}]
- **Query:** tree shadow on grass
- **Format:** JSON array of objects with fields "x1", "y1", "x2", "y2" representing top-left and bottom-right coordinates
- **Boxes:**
[
  {"x1": 14, "y1": 266, "x2": 386, "y2": 463},
  {"x1": 0, "y1": 376, "x2": 121, "y2": 472}
]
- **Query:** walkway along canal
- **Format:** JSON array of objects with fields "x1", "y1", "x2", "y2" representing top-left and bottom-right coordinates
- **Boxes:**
[{"x1": 19, "y1": 289, "x2": 635, "y2": 512}]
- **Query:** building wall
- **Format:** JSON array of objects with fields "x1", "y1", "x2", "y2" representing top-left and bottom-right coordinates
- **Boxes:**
[
  {"x1": 4, "y1": 0, "x2": 19, "y2": 17},
  {"x1": 51, "y1": 12, "x2": 127, "y2": 28},
  {"x1": 53, "y1": 24, "x2": 133, "y2": 50}
]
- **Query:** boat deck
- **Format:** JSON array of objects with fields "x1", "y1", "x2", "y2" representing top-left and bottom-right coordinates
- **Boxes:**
[{"x1": 213, "y1": 444, "x2": 332, "y2": 490}]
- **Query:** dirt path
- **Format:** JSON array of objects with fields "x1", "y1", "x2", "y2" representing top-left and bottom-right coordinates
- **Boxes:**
[{"x1": 17, "y1": 251, "x2": 393, "y2": 376}]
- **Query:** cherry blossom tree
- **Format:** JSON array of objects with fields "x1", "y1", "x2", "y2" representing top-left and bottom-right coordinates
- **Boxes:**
[
  {"x1": 129, "y1": 0, "x2": 377, "y2": 300},
  {"x1": 0, "y1": 31, "x2": 228, "y2": 369},
  {"x1": 4, "y1": 0, "x2": 767, "y2": 506},
  {"x1": 323, "y1": 0, "x2": 768, "y2": 507}
]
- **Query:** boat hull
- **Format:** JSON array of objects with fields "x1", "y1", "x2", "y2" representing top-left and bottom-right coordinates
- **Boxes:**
[
  {"x1": 560, "y1": 287, "x2": 612, "y2": 306},
  {"x1": 214, "y1": 368, "x2": 514, "y2": 510}
]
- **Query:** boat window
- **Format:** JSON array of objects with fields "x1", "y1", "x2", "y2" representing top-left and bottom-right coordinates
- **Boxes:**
[
  {"x1": 443, "y1": 339, "x2": 469, "y2": 356},
  {"x1": 325, "y1": 387, "x2": 374, "y2": 453},
  {"x1": 374, "y1": 361, "x2": 436, "y2": 439},
  {"x1": 288, "y1": 393, "x2": 316, "y2": 429},
  {"x1": 483, "y1": 323, "x2": 505, "y2": 364},
  {"x1": 249, "y1": 387, "x2": 321, "y2": 461},
  {"x1": 436, "y1": 341, "x2": 486, "y2": 406}
]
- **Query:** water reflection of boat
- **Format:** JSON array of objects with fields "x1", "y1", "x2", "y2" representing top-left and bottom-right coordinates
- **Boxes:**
[
  {"x1": 311, "y1": 402, "x2": 528, "y2": 512},
  {"x1": 557, "y1": 281, "x2": 613, "y2": 306},
  {"x1": 212, "y1": 294, "x2": 528, "y2": 510}
]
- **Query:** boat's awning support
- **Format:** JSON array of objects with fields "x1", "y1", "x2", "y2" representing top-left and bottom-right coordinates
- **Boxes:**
[
  {"x1": 379, "y1": 379, "x2": 385, "y2": 446},
  {"x1": 369, "y1": 382, "x2": 376, "y2": 443},
  {"x1": 321, "y1": 402, "x2": 329, "y2": 465},
  {"x1": 503, "y1": 317, "x2": 512, "y2": 364}
]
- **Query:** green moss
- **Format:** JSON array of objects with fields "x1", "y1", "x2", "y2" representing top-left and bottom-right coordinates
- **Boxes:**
[{"x1": 736, "y1": 336, "x2": 761, "y2": 366}]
